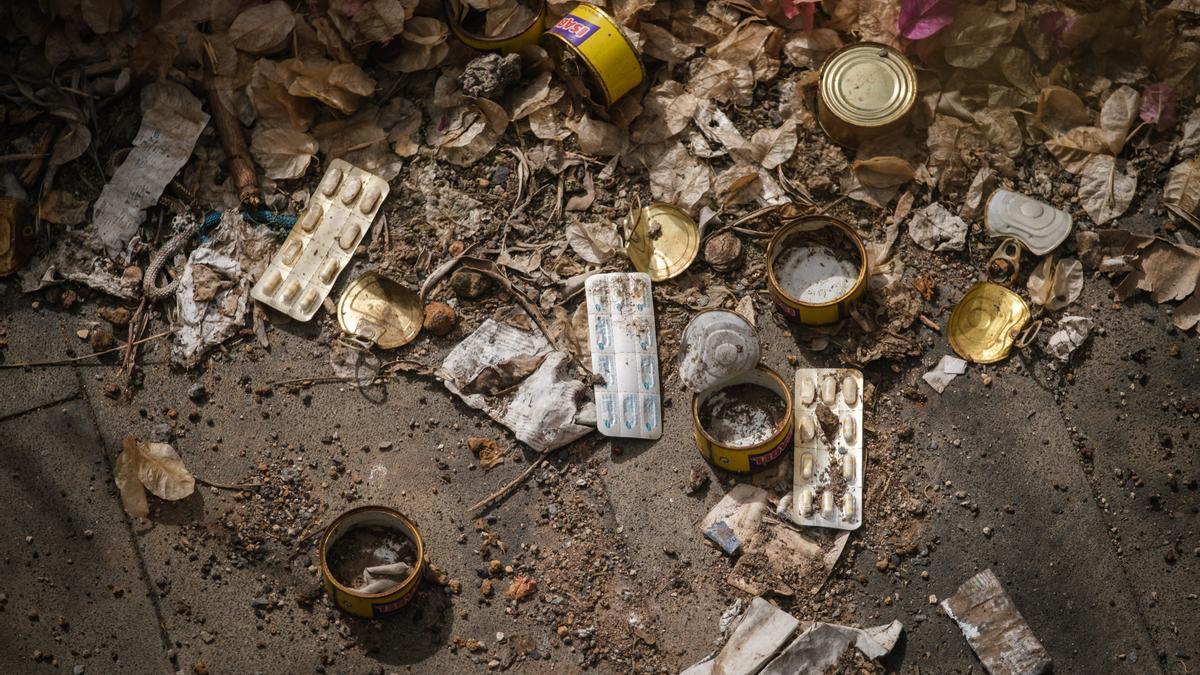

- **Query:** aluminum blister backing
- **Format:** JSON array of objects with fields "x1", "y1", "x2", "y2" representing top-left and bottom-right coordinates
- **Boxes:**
[
  {"x1": 585, "y1": 272, "x2": 661, "y2": 439},
  {"x1": 788, "y1": 368, "x2": 863, "y2": 531},
  {"x1": 252, "y1": 159, "x2": 387, "y2": 321}
]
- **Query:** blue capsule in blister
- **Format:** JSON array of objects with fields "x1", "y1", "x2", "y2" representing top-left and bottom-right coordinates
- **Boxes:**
[
  {"x1": 622, "y1": 394, "x2": 640, "y2": 432},
  {"x1": 598, "y1": 393, "x2": 619, "y2": 432},
  {"x1": 639, "y1": 355, "x2": 656, "y2": 391},
  {"x1": 592, "y1": 315, "x2": 612, "y2": 351},
  {"x1": 642, "y1": 395, "x2": 660, "y2": 433}
]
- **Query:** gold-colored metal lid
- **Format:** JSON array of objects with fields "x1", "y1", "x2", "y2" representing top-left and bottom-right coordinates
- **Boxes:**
[
  {"x1": 948, "y1": 282, "x2": 1031, "y2": 364},
  {"x1": 819, "y1": 42, "x2": 917, "y2": 129},
  {"x1": 336, "y1": 272, "x2": 423, "y2": 349},
  {"x1": 623, "y1": 202, "x2": 699, "y2": 282}
]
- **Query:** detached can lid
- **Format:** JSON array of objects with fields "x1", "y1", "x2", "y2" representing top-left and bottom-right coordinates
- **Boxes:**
[
  {"x1": 337, "y1": 272, "x2": 423, "y2": 349},
  {"x1": 985, "y1": 189, "x2": 1072, "y2": 256},
  {"x1": 678, "y1": 308, "x2": 760, "y2": 392},
  {"x1": 948, "y1": 282, "x2": 1031, "y2": 364},
  {"x1": 623, "y1": 202, "x2": 699, "y2": 282}
]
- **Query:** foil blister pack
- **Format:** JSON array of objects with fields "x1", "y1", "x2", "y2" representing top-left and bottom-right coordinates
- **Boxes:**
[
  {"x1": 788, "y1": 368, "x2": 863, "y2": 530},
  {"x1": 585, "y1": 273, "x2": 661, "y2": 440},
  {"x1": 252, "y1": 159, "x2": 387, "y2": 321}
]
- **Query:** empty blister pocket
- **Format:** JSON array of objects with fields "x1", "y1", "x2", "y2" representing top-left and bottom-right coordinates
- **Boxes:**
[{"x1": 585, "y1": 273, "x2": 661, "y2": 440}]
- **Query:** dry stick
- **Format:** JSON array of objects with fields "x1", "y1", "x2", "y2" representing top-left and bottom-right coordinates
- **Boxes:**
[
  {"x1": 0, "y1": 331, "x2": 172, "y2": 368},
  {"x1": 470, "y1": 458, "x2": 548, "y2": 515},
  {"x1": 120, "y1": 299, "x2": 150, "y2": 399},
  {"x1": 202, "y1": 43, "x2": 260, "y2": 208},
  {"x1": 195, "y1": 475, "x2": 261, "y2": 491},
  {"x1": 0, "y1": 153, "x2": 48, "y2": 163},
  {"x1": 0, "y1": 61, "x2": 120, "y2": 96}
]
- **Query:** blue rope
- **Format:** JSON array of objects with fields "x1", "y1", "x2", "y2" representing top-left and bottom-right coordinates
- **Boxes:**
[{"x1": 199, "y1": 210, "x2": 297, "y2": 238}]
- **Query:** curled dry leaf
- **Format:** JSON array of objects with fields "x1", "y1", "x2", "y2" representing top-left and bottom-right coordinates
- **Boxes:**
[
  {"x1": 1027, "y1": 257, "x2": 1083, "y2": 311},
  {"x1": 566, "y1": 220, "x2": 621, "y2": 264},
  {"x1": 381, "y1": 17, "x2": 449, "y2": 73},
  {"x1": 943, "y1": 4, "x2": 1020, "y2": 69},
  {"x1": 429, "y1": 98, "x2": 510, "y2": 167},
  {"x1": 852, "y1": 156, "x2": 915, "y2": 189},
  {"x1": 334, "y1": 0, "x2": 412, "y2": 44},
  {"x1": 640, "y1": 22, "x2": 696, "y2": 64},
  {"x1": 1077, "y1": 154, "x2": 1136, "y2": 225},
  {"x1": 898, "y1": 0, "x2": 960, "y2": 40},
  {"x1": 115, "y1": 437, "x2": 149, "y2": 518},
  {"x1": 1163, "y1": 157, "x2": 1200, "y2": 226},
  {"x1": 714, "y1": 163, "x2": 763, "y2": 206},
  {"x1": 247, "y1": 59, "x2": 316, "y2": 131},
  {"x1": 1035, "y1": 86, "x2": 1088, "y2": 136},
  {"x1": 250, "y1": 127, "x2": 318, "y2": 179},
  {"x1": 114, "y1": 436, "x2": 196, "y2": 517},
  {"x1": 748, "y1": 120, "x2": 797, "y2": 170},
  {"x1": 468, "y1": 437, "x2": 506, "y2": 471},
  {"x1": 568, "y1": 115, "x2": 625, "y2": 157},
  {"x1": 1098, "y1": 85, "x2": 1141, "y2": 154},
  {"x1": 782, "y1": 28, "x2": 842, "y2": 68},
  {"x1": 381, "y1": 97, "x2": 422, "y2": 157},
  {"x1": 1045, "y1": 126, "x2": 1107, "y2": 174},
  {"x1": 1139, "y1": 83, "x2": 1177, "y2": 132},
  {"x1": 229, "y1": 0, "x2": 296, "y2": 55},
  {"x1": 632, "y1": 81, "x2": 698, "y2": 145},
  {"x1": 649, "y1": 143, "x2": 713, "y2": 214},
  {"x1": 284, "y1": 58, "x2": 376, "y2": 115},
  {"x1": 509, "y1": 72, "x2": 563, "y2": 121}
]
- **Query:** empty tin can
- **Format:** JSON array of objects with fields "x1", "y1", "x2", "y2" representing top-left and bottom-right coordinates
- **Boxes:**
[
  {"x1": 818, "y1": 42, "x2": 917, "y2": 148},
  {"x1": 544, "y1": 3, "x2": 644, "y2": 106},
  {"x1": 320, "y1": 506, "x2": 426, "y2": 619},
  {"x1": 766, "y1": 216, "x2": 868, "y2": 325},
  {"x1": 445, "y1": 0, "x2": 547, "y2": 52},
  {"x1": 0, "y1": 197, "x2": 34, "y2": 277}
]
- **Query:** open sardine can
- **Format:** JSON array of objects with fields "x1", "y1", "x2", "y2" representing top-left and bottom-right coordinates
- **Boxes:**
[
  {"x1": 680, "y1": 309, "x2": 794, "y2": 474},
  {"x1": 444, "y1": 0, "x2": 548, "y2": 52},
  {"x1": 543, "y1": 3, "x2": 644, "y2": 106},
  {"x1": 766, "y1": 216, "x2": 868, "y2": 326},
  {"x1": 320, "y1": 506, "x2": 426, "y2": 619}
]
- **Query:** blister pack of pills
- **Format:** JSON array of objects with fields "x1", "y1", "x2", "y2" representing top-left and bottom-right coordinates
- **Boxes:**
[
  {"x1": 790, "y1": 368, "x2": 863, "y2": 530},
  {"x1": 585, "y1": 273, "x2": 661, "y2": 440},
  {"x1": 252, "y1": 159, "x2": 387, "y2": 321}
]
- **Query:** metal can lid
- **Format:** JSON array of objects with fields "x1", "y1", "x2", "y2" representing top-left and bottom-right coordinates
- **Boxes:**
[
  {"x1": 947, "y1": 282, "x2": 1031, "y2": 364},
  {"x1": 336, "y1": 272, "x2": 423, "y2": 349},
  {"x1": 622, "y1": 202, "x2": 700, "y2": 282},
  {"x1": 678, "y1": 309, "x2": 760, "y2": 392},
  {"x1": 819, "y1": 42, "x2": 916, "y2": 129},
  {"x1": 985, "y1": 189, "x2": 1072, "y2": 256}
]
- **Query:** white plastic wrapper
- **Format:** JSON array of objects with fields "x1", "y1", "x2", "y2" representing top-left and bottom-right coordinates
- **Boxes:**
[{"x1": 585, "y1": 273, "x2": 662, "y2": 439}]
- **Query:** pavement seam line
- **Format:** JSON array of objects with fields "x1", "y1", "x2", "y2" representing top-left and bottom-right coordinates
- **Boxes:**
[
  {"x1": 0, "y1": 392, "x2": 82, "y2": 424},
  {"x1": 70, "y1": 368, "x2": 178, "y2": 672}
]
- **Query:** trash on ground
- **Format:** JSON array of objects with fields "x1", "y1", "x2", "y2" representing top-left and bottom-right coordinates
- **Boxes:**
[
  {"x1": 1113, "y1": 237, "x2": 1200, "y2": 333},
  {"x1": 585, "y1": 273, "x2": 661, "y2": 439},
  {"x1": 678, "y1": 309, "x2": 761, "y2": 392},
  {"x1": 0, "y1": 196, "x2": 33, "y2": 277},
  {"x1": 1047, "y1": 316, "x2": 1094, "y2": 362},
  {"x1": 439, "y1": 318, "x2": 593, "y2": 452},
  {"x1": 789, "y1": 368, "x2": 863, "y2": 530},
  {"x1": 252, "y1": 159, "x2": 387, "y2": 321},
  {"x1": 546, "y1": 4, "x2": 645, "y2": 107},
  {"x1": 767, "y1": 216, "x2": 867, "y2": 325},
  {"x1": 469, "y1": 437, "x2": 506, "y2": 471},
  {"x1": 817, "y1": 42, "x2": 916, "y2": 148},
  {"x1": 20, "y1": 230, "x2": 141, "y2": 300},
  {"x1": 336, "y1": 272, "x2": 423, "y2": 349},
  {"x1": 320, "y1": 506, "x2": 424, "y2": 618},
  {"x1": 726, "y1": 520, "x2": 823, "y2": 596},
  {"x1": 985, "y1": 190, "x2": 1072, "y2": 256},
  {"x1": 622, "y1": 202, "x2": 699, "y2": 281},
  {"x1": 711, "y1": 597, "x2": 800, "y2": 675},
  {"x1": 923, "y1": 355, "x2": 968, "y2": 394},
  {"x1": 942, "y1": 568, "x2": 1052, "y2": 675},
  {"x1": 446, "y1": 0, "x2": 546, "y2": 52},
  {"x1": 908, "y1": 202, "x2": 968, "y2": 253},
  {"x1": 948, "y1": 283, "x2": 1032, "y2": 364},
  {"x1": 1027, "y1": 257, "x2": 1083, "y2": 311},
  {"x1": 700, "y1": 484, "x2": 770, "y2": 557},
  {"x1": 92, "y1": 82, "x2": 210, "y2": 259},
  {"x1": 694, "y1": 364, "x2": 793, "y2": 474},
  {"x1": 114, "y1": 436, "x2": 196, "y2": 518}
]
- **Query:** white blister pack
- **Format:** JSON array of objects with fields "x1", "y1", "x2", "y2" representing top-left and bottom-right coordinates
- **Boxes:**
[
  {"x1": 252, "y1": 159, "x2": 387, "y2": 321},
  {"x1": 585, "y1": 273, "x2": 662, "y2": 440},
  {"x1": 790, "y1": 368, "x2": 863, "y2": 530}
]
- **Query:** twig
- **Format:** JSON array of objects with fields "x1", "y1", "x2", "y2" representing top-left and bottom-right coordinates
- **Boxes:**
[
  {"x1": 202, "y1": 41, "x2": 260, "y2": 207},
  {"x1": 918, "y1": 314, "x2": 941, "y2": 332},
  {"x1": 470, "y1": 459, "x2": 547, "y2": 515},
  {"x1": 0, "y1": 152, "x2": 48, "y2": 163},
  {"x1": 0, "y1": 331, "x2": 172, "y2": 369},
  {"x1": 195, "y1": 475, "x2": 261, "y2": 491}
]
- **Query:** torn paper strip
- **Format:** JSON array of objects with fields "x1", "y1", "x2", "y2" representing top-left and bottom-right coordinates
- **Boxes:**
[
  {"x1": 923, "y1": 354, "x2": 968, "y2": 393},
  {"x1": 92, "y1": 81, "x2": 210, "y2": 258},
  {"x1": 19, "y1": 229, "x2": 139, "y2": 299},
  {"x1": 909, "y1": 202, "x2": 967, "y2": 252},
  {"x1": 712, "y1": 597, "x2": 799, "y2": 675},
  {"x1": 942, "y1": 568, "x2": 1052, "y2": 675},
  {"x1": 1047, "y1": 316, "x2": 1094, "y2": 361},
  {"x1": 440, "y1": 319, "x2": 593, "y2": 452},
  {"x1": 759, "y1": 619, "x2": 904, "y2": 674}
]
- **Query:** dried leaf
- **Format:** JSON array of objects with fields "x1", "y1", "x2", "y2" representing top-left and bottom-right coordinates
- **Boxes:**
[
  {"x1": 1099, "y1": 86, "x2": 1141, "y2": 155},
  {"x1": 136, "y1": 441, "x2": 196, "y2": 501},
  {"x1": 341, "y1": 0, "x2": 411, "y2": 43},
  {"x1": 943, "y1": 4, "x2": 1020, "y2": 69},
  {"x1": 468, "y1": 437, "x2": 506, "y2": 471},
  {"x1": 568, "y1": 115, "x2": 624, "y2": 157},
  {"x1": 748, "y1": 120, "x2": 797, "y2": 170},
  {"x1": 250, "y1": 127, "x2": 318, "y2": 179},
  {"x1": 1045, "y1": 127, "x2": 1107, "y2": 174},
  {"x1": 1035, "y1": 87, "x2": 1088, "y2": 136},
  {"x1": 81, "y1": 0, "x2": 124, "y2": 34},
  {"x1": 247, "y1": 59, "x2": 316, "y2": 131},
  {"x1": 1027, "y1": 257, "x2": 1083, "y2": 311},
  {"x1": 641, "y1": 22, "x2": 696, "y2": 64},
  {"x1": 898, "y1": 0, "x2": 960, "y2": 40},
  {"x1": 632, "y1": 81, "x2": 698, "y2": 144},
  {"x1": 714, "y1": 164, "x2": 763, "y2": 206},
  {"x1": 508, "y1": 72, "x2": 562, "y2": 121},
  {"x1": 649, "y1": 143, "x2": 713, "y2": 214},
  {"x1": 382, "y1": 17, "x2": 449, "y2": 73},
  {"x1": 853, "y1": 156, "x2": 915, "y2": 189},
  {"x1": 115, "y1": 438, "x2": 148, "y2": 518},
  {"x1": 566, "y1": 220, "x2": 620, "y2": 264},
  {"x1": 1139, "y1": 83, "x2": 1177, "y2": 132},
  {"x1": 229, "y1": 0, "x2": 296, "y2": 55},
  {"x1": 1120, "y1": 241, "x2": 1200, "y2": 303},
  {"x1": 782, "y1": 28, "x2": 843, "y2": 68},
  {"x1": 462, "y1": 353, "x2": 548, "y2": 396},
  {"x1": 1164, "y1": 157, "x2": 1200, "y2": 224},
  {"x1": 1077, "y1": 154, "x2": 1136, "y2": 225},
  {"x1": 284, "y1": 58, "x2": 376, "y2": 115},
  {"x1": 380, "y1": 97, "x2": 422, "y2": 157},
  {"x1": 39, "y1": 190, "x2": 90, "y2": 225}
]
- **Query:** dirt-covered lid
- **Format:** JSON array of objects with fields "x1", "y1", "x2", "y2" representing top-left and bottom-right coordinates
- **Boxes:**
[{"x1": 678, "y1": 308, "x2": 760, "y2": 392}]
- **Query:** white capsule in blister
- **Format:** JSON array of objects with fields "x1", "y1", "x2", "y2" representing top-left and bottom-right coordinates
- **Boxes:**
[
  {"x1": 297, "y1": 205, "x2": 322, "y2": 232},
  {"x1": 841, "y1": 453, "x2": 856, "y2": 482},
  {"x1": 281, "y1": 239, "x2": 302, "y2": 266},
  {"x1": 842, "y1": 493, "x2": 856, "y2": 519},
  {"x1": 841, "y1": 415, "x2": 856, "y2": 443},
  {"x1": 359, "y1": 185, "x2": 381, "y2": 214},
  {"x1": 842, "y1": 375, "x2": 859, "y2": 406},
  {"x1": 299, "y1": 289, "x2": 319, "y2": 315},
  {"x1": 320, "y1": 260, "x2": 340, "y2": 285},
  {"x1": 799, "y1": 377, "x2": 816, "y2": 405},
  {"x1": 340, "y1": 177, "x2": 362, "y2": 204},
  {"x1": 799, "y1": 414, "x2": 816, "y2": 441},
  {"x1": 799, "y1": 488, "x2": 814, "y2": 516},
  {"x1": 799, "y1": 453, "x2": 814, "y2": 479},
  {"x1": 820, "y1": 491, "x2": 835, "y2": 519},
  {"x1": 280, "y1": 279, "x2": 301, "y2": 304},
  {"x1": 319, "y1": 169, "x2": 342, "y2": 196},
  {"x1": 820, "y1": 376, "x2": 838, "y2": 406},
  {"x1": 337, "y1": 223, "x2": 361, "y2": 250},
  {"x1": 260, "y1": 269, "x2": 283, "y2": 295}
]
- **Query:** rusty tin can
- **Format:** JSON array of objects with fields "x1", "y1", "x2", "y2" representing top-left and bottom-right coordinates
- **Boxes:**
[
  {"x1": 818, "y1": 42, "x2": 917, "y2": 148},
  {"x1": 544, "y1": 3, "x2": 644, "y2": 106},
  {"x1": 766, "y1": 216, "x2": 868, "y2": 326},
  {"x1": 320, "y1": 506, "x2": 426, "y2": 619},
  {"x1": 445, "y1": 0, "x2": 547, "y2": 52},
  {"x1": 0, "y1": 197, "x2": 34, "y2": 277},
  {"x1": 682, "y1": 309, "x2": 794, "y2": 474}
]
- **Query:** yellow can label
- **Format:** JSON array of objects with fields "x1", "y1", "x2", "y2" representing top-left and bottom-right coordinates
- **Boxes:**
[{"x1": 548, "y1": 5, "x2": 644, "y2": 105}]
